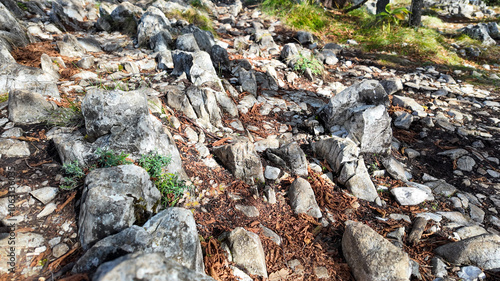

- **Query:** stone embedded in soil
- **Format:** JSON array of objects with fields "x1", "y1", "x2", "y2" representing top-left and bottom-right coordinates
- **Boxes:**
[
  {"x1": 29, "y1": 187, "x2": 58, "y2": 205},
  {"x1": 52, "y1": 243, "x2": 69, "y2": 258},
  {"x1": 225, "y1": 227, "x2": 268, "y2": 278},
  {"x1": 0, "y1": 138, "x2": 30, "y2": 158},
  {"x1": 37, "y1": 202, "x2": 57, "y2": 218},
  {"x1": 391, "y1": 187, "x2": 429, "y2": 206},
  {"x1": 288, "y1": 177, "x2": 322, "y2": 218}
]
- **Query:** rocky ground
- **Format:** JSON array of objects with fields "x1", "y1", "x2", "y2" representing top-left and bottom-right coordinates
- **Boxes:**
[{"x1": 0, "y1": 0, "x2": 499, "y2": 280}]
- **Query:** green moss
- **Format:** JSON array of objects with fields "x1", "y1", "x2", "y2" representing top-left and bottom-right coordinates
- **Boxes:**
[{"x1": 0, "y1": 93, "x2": 8, "y2": 103}]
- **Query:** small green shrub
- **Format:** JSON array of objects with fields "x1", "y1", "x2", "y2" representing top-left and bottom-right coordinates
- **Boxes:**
[
  {"x1": 0, "y1": 93, "x2": 8, "y2": 103},
  {"x1": 139, "y1": 152, "x2": 172, "y2": 179},
  {"x1": 293, "y1": 53, "x2": 323, "y2": 75},
  {"x1": 166, "y1": 8, "x2": 214, "y2": 33},
  {"x1": 96, "y1": 148, "x2": 134, "y2": 168},
  {"x1": 376, "y1": 4, "x2": 410, "y2": 31},
  {"x1": 60, "y1": 160, "x2": 85, "y2": 190}
]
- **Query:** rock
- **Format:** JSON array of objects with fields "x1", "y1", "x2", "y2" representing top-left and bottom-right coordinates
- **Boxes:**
[
  {"x1": 0, "y1": 233, "x2": 45, "y2": 275},
  {"x1": 457, "y1": 266, "x2": 486, "y2": 281},
  {"x1": 109, "y1": 2, "x2": 143, "y2": 35},
  {"x1": 193, "y1": 28, "x2": 215, "y2": 53},
  {"x1": 264, "y1": 166, "x2": 281, "y2": 180},
  {"x1": 342, "y1": 158, "x2": 379, "y2": 202},
  {"x1": 321, "y1": 49, "x2": 338, "y2": 65},
  {"x1": 8, "y1": 90, "x2": 56, "y2": 125},
  {"x1": 50, "y1": 0, "x2": 97, "y2": 31},
  {"x1": 392, "y1": 95, "x2": 426, "y2": 117},
  {"x1": 437, "y1": 148, "x2": 469, "y2": 160},
  {"x1": 460, "y1": 23, "x2": 497, "y2": 46},
  {"x1": 0, "y1": 138, "x2": 30, "y2": 157},
  {"x1": 457, "y1": 156, "x2": 476, "y2": 172},
  {"x1": 280, "y1": 43, "x2": 299, "y2": 64},
  {"x1": 426, "y1": 180, "x2": 457, "y2": 197},
  {"x1": 342, "y1": 220, "x2": 411, "y2": 281},
  {"x1": 78, "y1": 165, "x2": 161, "y2": 249},
  {"x1": 93, "y1": 252, "x2": 214, "y2": 281},
  {"x1": 266, "y1": 142, "x2": 308, "y2": 177},
  {"x1": 52, "y1": 243, "x2": 69, "y2": 258},
  {"x1": 213, "y1": 139, "x2": 264, "y2": 185},
  {"x1": 469, "y1": 204, "x2": 485, "y2": 223},
  {"x1": 0, "y1": 2, "x2": 29, "y2": 48},
  {"x1": 455, "y1": 225, "x2": 489, "y2": 240},
  {"x1": 288, "y1": 177, "x2": 322, "y2": 218},
  {"x1": 185, "y1": 86, "x2": 223, "y2": 130},
  {"x1": 150, "y1": 30, "x2": 173, "y2": 53},
  {"x1": 239, "y1": 68, "x2": 257, "y2": 96},
  {"x1": 431, "y1": 257, "x2": 448, "y2": 278},
  {"x1": 487, "y1": 22, "x2": 500, "y2": 39},
  {"x1": 313, "y1": 136, "x2": 359, "y2": 173},
  {"x1": 0, "y1": 64, "x2": 60, "y2": 98},
  {"x1": 382, "y1": 156, "x2": 409, "y2": 181},
  {"x1": 176, "y1": 33, "x2": 200, "y2": 52},
  {"x1": 0, "y1": 39, "x2": 15, "y2": 66},
  {"x1": 211, "y1": 45, "x2": 231, "y2": 72},
  {"x1": 37, "y1": 202, "x2": 57, "y2": 218},
  {"x1": 56, "y1": 34, "x2": 86, "y2": 57},
  {"x1": 391, "y1": 187, "x2": 428, "y2": 206},
  {"x1": 381, "y1": 78, "x2": 403, "y2": 95},
  {"x1": 435, "y1": 234, "x2": 500, "y2": 270},
  {"x1": 235, "y1": 204, "x2": 259, "y2": 217},
  {"x1": 136, "y1": 6, "x2": 170, "y2": 48},
  {"x1": 29, "y1": 187, "x2": 58, "y2": 205},
  {"x1": 259, "y1": 224, "x2": 281, "y2": 245},
  {"x1": 172, "y1": 51, "x2": 221, "y2": 88},
  {"x1": 296, "y1": 31, "x2": 314, "y2": 45},
  {"x1": 226, "y1": 227, "x2": 267, "y2": 277},
  {"x1": 394, "y1": 111, "x2": 413, "y2": 129}
]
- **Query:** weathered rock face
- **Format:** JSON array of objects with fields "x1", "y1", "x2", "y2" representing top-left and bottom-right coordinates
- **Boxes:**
[
  {"x1": 8, "y1": 90, "x2": 57, "y2": 125},
  {"x1": 0, "y1": 2, "x2": 29, "y2": 48},
  {"x1": 342, "y1": 220, "x2": 411, "y2": 281},
  {"x1": 46, "y1": 127, "x2": 94, "y2": 166},
  {"x1": 226, "y1": 227, "x2": 268, "y2": 278},
  {"x1": 213, "y1": 139, "x2": 264, "y2": 185},
  {"x1": 50, "y1": 0, "x2": 97, "y2": 31},
  {"x1": 459, "y1": 23, "x2": 497, "y2": 46},
  {"x1": 434, "y1": 234, "x2": 500, "y2": 270},
  {"x1": 186, "y1": 86, "x2": 223, "y2": 130},
  {"x1": 313, "y1": 136, "x2": 359, "y2": 173},
  {"x1": 172, "y1": 51, "x2": 222, "y2": 88},
  {"x1": 93, "y1": 252, "x2": 215, "y2": 281},
  {"x1": 74, "y1": 208, "x2": 204, "y2": 274},
  {"x1": 0, "y1": 64, "x2": 60, "y2": 98},
  {"x1": 288, "y1": 177, "x2": 322, "y2": 218},
  {"x1": 78, "y1": 165, "x2": 161, "y2": 250},
  {"x1": 267, "y1": 142, "x2": 308, "y2": 177},
  {"x1": 136, "y1": 6, "x2": 170, "y2": 48}
]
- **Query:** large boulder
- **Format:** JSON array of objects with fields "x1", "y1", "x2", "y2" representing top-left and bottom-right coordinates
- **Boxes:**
[
  {"x1": 0, "y1": 2, "x2": 29, "y2": 48},
  {"x1": 213, "y1": 139, "x2": 264, "y2": 185},
  {"x1": 435, "y1": 234, "x2": 500, "y2": 270},
  {"x1": 78, "y1": 165, "x2": 161, "y2": 250},
  {"x1": 74, "y1": 208, "x2": 204, "y2": 274},
  {"x1": 8, "y1": 90, "x2": 57, "y2": 125},
  {"x1": 0, "y1": 64, "x2": 60, "y2": 98},
  {"x1": 266, "y1": 142, "x2": 308, "y2": 177},
  {"x1": 136, "y1": 6, "x2": 170, "y2": 48},
  {"x1": 50, "y1": 0, "x2": 97, "y2": 31},
  {"x1": 342, "y1": 220, "x2": 411, "y2": 281},
  {"x1": 93, "y1": 252, "x2": 215, "y2": 281},
  {"x1": 459, "y1": 23, "x2": 497, "y2": 46}
]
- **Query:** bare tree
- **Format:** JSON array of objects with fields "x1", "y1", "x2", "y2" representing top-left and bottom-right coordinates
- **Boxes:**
[{"x1": 409, "y1": 0, "x2": 424, "y2": 27}]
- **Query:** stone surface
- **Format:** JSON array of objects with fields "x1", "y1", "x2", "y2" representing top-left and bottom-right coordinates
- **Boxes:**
[
  {"x1": 288, "y1": 177, "x2": 322, "y2": 218},
  {"x1": 313, "y1": 136, "x2": 359, "y2": 173},
  {"x1": 391, "y1": 187, "x2": 428, "y2": 206},
  {"x1": 226, "y1": 227, "x2": 268, "y2": 278},
  {"x1": 266, "y1": 142, "x2": 308, "y2": 177},
  {"x1": 342, "y1": 220, "x2": 411, "y2": 281},
  {"x1": 8, "y1": 90, "x2": 56, "y2": 125},
  {"x1": 30, "y1": 187, "x2": 58, "y2": 205}
]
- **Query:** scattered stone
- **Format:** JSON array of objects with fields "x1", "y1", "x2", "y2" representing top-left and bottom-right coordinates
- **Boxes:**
[
  {"x1": 264, "y1": 166, "x2": 280, "y2": 180},
  {"x1": 225, "y1": 227, "x2": 268, "y2": 278},
  {"x1": 235, "y1": 204, "x2": 259, "y2": 217},
  {"x1": 30, "y1": 187, "x2": 58, "y2": 204},
  {"x1": 52, "y1": 243, "x2": 69, "y2": 258},
  {"x1": 391, "y1": 187, "x2": 428, "y2": 206},
  {"x1": 288, "y1": 177, "x2": 322, "y2": 218},
  {"x1": 37, "y1": 202, "x2": 57, "y2": 218}
]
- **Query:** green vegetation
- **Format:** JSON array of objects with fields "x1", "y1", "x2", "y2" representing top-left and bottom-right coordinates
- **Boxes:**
[
  {"x1": 16, "y1": 1, "x2": 28, "y2": 11},
  {"x1": 293, "y1": 52, "x2": 324, "y2": 75},
  {"x1": 0, "y1": 93, "x2": 8, "y2": 103},
  {"x1": 166, "y1": 8, "x2": 214, "y2": 33},
  {"x1": 376, "y1": 4, "x2": 410, "y2": 31},
  {"x1": 60, "y1": 160, "x2": 85, "y2": 190},
  {"x1": 138, "y1": 152, "x2": 190, "y2": 207},
  {"x1": 261, "y1": 0, "x2": 328, "y2": 32},
  {"x1": 96, "y1": 148, "x2": 134, "y2": 168}
]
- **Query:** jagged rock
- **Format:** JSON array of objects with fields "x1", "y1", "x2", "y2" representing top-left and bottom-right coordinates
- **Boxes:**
[
  {"x1": 193, "y1": 27, "x2": 215, "y2": 53},
  {"x1": 457, "y1": 156, "x2": 476, "y2": 172},
  {"x1": 239, "y1": 68, "x2": 257, "y2": 96},
  {"x1": 320, "y1": 49, "x2": 338, "y2": 66},
  {"x1": 30, "y1": 187, "x2": 58, "y2": 205},
  {"x1": 109, "y1": 2, "x2": 143, "y2": 35},
  {"x1": 0, "y1": 2, "x2": 29, "y2": 48},
  {"x1": 40, "y1": 54, "x2": 62, "y2": 79},
  {"x1": 0, "y1": 64, "x2": 60, "y2": 98},
  {"x1": 225, "y1": 227, "x2": 268, "y2": 278},
  {"x1": 211, "y1": 44, "x2": 231, "y2": 72},
  {"x1": 266, "y1": 142, "x2": 308, "y2": 177},
  {"x1": 288, "y1": 177, "x2": 322, "y2": 218},
  {"x1": 150, "y1": 30, "x2": 173, "y2": 53},
  {"x1": 342, "y1": 158, "x2": 379, "y2": 202},
  {"x1": 172, "y1": 51, "x2": 221, "y2": 88},
  {"x1": 0, "y1": 138, "x2": 30, "y2": 157},
  {"x1": 280, "y1": 43, "x2": 299, "y2": 64},
  {"x1": 8, "y1": 90, "x2": 57, "y2": 125},
  {"x1": 393, "y1": 111, "x2": 413, "y2": 129},
  {"x1": 56, "y1": 34, "x2": 86, "y2": 57},
  {"x1": 342, "y1": 220, "x2": 411, "y2": 281},
  {"x1": 460, "y1": 23, "x2": 497, "y2": 46},
  {"x1": 186, "y1": 86, "x2": 223, "y2": 130},
  {"x1": 176, "y1": 33, "x2": 200, "y2": 52},
  {"x1": 382, "y1": 156, "x2": 409, "y2": 181},
  {"x1": 392, "y1": 95, "x2": 426, "y2": 117},
  {"x1": 391, "y1": 187, "x2": 428, "y2": 206},
  {"x1": 454, "y1": 225, "x2": 489, "y2": 240},
  {"x1": 136, "y1": 6, "x2": 170, "y2": 48},
  {"x1": 487, "y1": 22, "x2": 500, "y2": 39},
  {"x1": 426, "y1": 180, "x2": 457, "y2": 197},
  {"x1": 214, "y1": 89, "x2": 238, "y2": 117},
  {"x1": 213, "y1": 139, "x2": 264, "y2": 185},
  {"x1": 312, "y1": 136, "x2": 359, "y2": 173},
  {"x1": 46, "y1": 127, "x2": 94, "y2": 166},
  {"x1": 435, "y1": 234, "x2": 500, "y2": 270},
  {"x1": 296, "y1": 31, "x2": 314, "y2": 45},
  {"x1": 78, "y1": 165, "x2": 161, "y2": 250},
  {"x1": 50, "y1": 0, "x2": 97, "y2": 31},
  {"x1": 93, "y1": 252, "x2": 214, "y2": 281},
  {"x1": 0, "y1": 39, "x2": 15, "y2": 66}
]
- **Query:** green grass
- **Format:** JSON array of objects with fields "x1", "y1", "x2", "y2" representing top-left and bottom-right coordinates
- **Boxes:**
[
  {"x1": 261, "y1": 0, "x2": 328, "y2": 32},
  {"x1": 96, "y1": 148, "x2": 134, "y2": 168},
  {"x1": 0, "y1": 93, "x2": 8, "y2": 103},
  {"x1": 293, "y1": 52, "x2": 323, "y2": 75},
  {"x1": 166, "y1": 8, "x2": 214, "y2": 34}
]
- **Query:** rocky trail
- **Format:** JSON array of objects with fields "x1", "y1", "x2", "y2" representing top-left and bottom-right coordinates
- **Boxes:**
[{"x1": 0, "y1": 0, "x2": 500, "y2": 280}]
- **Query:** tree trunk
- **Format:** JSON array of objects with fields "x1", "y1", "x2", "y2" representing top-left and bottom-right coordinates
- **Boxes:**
[{"x1": 409, "y1": 0, "x2": 424, "y2": 27}]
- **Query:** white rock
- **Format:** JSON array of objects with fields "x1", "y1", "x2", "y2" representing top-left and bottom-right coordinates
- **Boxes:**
[{"x1": 391, "y1": 187, "x2": 428, "y2": 206}]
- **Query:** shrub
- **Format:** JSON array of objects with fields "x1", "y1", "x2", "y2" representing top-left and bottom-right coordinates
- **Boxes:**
[
  {"x1": 95, "y1": 148, "x2": 134, "y2": 168},
  {"x1": 293, "y1": 53, "x2": 324, "y2": 75},
  {"x1": 60, "y1": 160, "x2": 85, "y2": 190}
]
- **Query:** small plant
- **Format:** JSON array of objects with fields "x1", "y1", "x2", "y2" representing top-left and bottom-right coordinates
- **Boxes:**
[
  {"x1": 0, "y1": 93, "x2": 8, "y2": 103},
  {"x1": 293, "y1": 53, "x2": 323, "y2": 75},
  {"x1": 96, "y1": 148, "x2": 133, "y2": 168},
  {"x1": 16, "y1": 1, "x2": 28, "y2": 10},
  {"x1": 60, "y1": 160, "x2": 85, "y2": 190},
  {"x1": 376, "y1": 4, "x2": 410, "y2": 31},
  {"x1": 165, "y1": 8, "x2": 214, "y2": 34},
  {"x1": 138, "y1": 151, "x2": 190, "y2": 207}
]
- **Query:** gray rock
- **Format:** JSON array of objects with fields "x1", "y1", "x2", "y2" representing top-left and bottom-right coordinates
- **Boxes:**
[
  {"x1": 394, "y1": 111, "x2": 413, "y2": 129},
  {"x1": 280, "y1": 43, "x2": 299, "y2": 64},
  {"x1": 438, "y1": 211, "x2": 472, "y2": 226},
  {"x1": 93, "y1": 252, "x2": 214, "y2": 281},
  {"x1": 211, "y1": 45, "x2": 231, "y2": 72},
  {"x1": 0, "y1": 138, "x2": 30, "y2": 157},
  {"x1": 487, "y1": 22, "x2": 500, "y2": 39},
  {"x1": 8, "y1": 90, "x2": 56, "y2": 125},
  {"x1": 342, "y1": 220, "x2": 411, "y2": 281},
  {"x1": 37, "y1": 202, "x2": 57, "y2": 218},
  {"x1": 1, "y1": 127, "x2": 23, "y2": 138},
  {"x1": 288, "y1": 177, "x2": 322, "y2": 218},
  {"x1": 435, "y1": 234, "x2": 500, "y2": 270},
  {"x1": 176, "y1": 33, "x2": 200, "y2": 52},
  {"x1": 213, "y1": 139, "x2": 264, "y2": 185},
  {"x1": 185, "y1": 86, "x2": 222, "y2": 130},
  {"x1": 239, "y1": 68, "x2": 257, "y2": 96},
  {"x1": 296, "y1": 31, "x2": 314, "y2": 45},
  {"x1": 382, "y1": 156, "x2": 408, "y2": 182},
  {"x1": 457, "y1": 156, "x2": 476, "y2": 172},
  {"x1": 172, "y1": 51, "x2": 221, "y2": 88},
  {"x1": 50, "y1": 0, "x2": 97, "y2": 31},
  {"x1": 321, "y1": 49, "x2": 338, "y2": 66},
  {"x1": 425, "y1": 180, "x2": 457, "y2": 197},
  {"x1": 29, "y1": 187, "x2": 58, "y2": 204},
  {"x1": 0, "y1": 2, "x2": 29, "y2": 48},
  {"x1": 391, "y1": 187, "x2": 428, "y2": 206},
  {"x1": 193, "y1": 28, "x2": 215, "y2": 53},
  {"x1": 136, "y1": 6, "x2": 170, "y2": 48},
  {"x1": 267, "y1": 142, "x2": 308, "y2": 177},
  {"x1": 454, "y1": 225, "x2": 489, "y2": 240},
  {"x1": 312, "y1": 136, "x2": 359, "y2": 173},
  {"x1": 381, "y1": 78, "x2": 403, "y2": 95},
  {"x1": 347, "y1": 104, "x2": 392, "y2": 154},
  {"x1": 259, "y1": 224, "x2": 281, "y2": 245},
  {"x1": 235, "y1": 204, "x2": 259, "y2": 217},
  {"x1": 0, "y1": 39, "x2": 15, "y2": 66},
  {"x1": 343, "y1": 158, "x2": 379, "y2": 202},
  {"x1": 469, "y1": 204, "x2": 485, "y2": 223},
  {"x1": 109, "y1": 2, "x2": 143, "y2": 35},
  {"x1": 226, "y1": 227, "x2": 267, "y2": 277},
  {"x1": 457, "y1": 266, "x2": 486, "y2": 281},
  {"x1": 437, "y1": 148, "x2": 469, "y2": 160},
  {"x1": 78, "y1": 165, "x2": 161, "y2": 249},
  {"x1": 460, "y1": 23, "x2": 497, "y2": 46},
  {"x1": 214, "y1": 89, "x2": 238, "y2": 117},
  {"x1": 392, "y1": 95, "x2": 426, "y2": 117},
  {"x1": 56, "y1": 34, "x2": 86, "y2": 57},
  {"x1": 264, "y1": 166, "x2": 280, "y2": 180},
  {"x1": 151, "y1": 30, "x2": 173, "y2": 53},
  {"x1": 431, "y1": 257, "x2": 448, "y2": 278},
  {"x1": 52, "y1": 243, "x2": 69, "y2": 258},
  {"x1": 0, "y1": 64, "x2": 60, "y2": 98}
]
